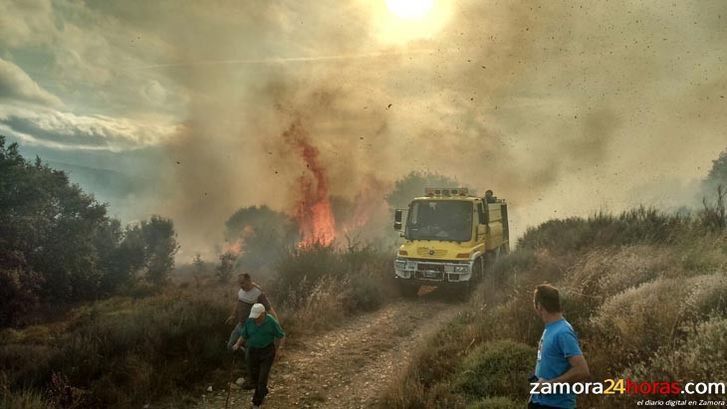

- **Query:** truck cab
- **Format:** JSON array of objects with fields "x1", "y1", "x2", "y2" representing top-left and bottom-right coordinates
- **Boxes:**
[{"x1": 393, "y1": 188, "x2": 509, "y2": 295}]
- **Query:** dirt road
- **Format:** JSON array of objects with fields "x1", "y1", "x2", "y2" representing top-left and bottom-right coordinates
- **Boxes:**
[{"x1": 199, "y1": 299, "x2": 461, "y2": 409}]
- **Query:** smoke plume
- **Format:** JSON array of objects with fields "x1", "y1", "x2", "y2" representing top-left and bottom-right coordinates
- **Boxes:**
[{"x1": 151, "y1": 0, "x2": 727, "y2": 257}]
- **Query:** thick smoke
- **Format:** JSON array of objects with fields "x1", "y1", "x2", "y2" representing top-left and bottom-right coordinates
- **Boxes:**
[{"x1": 154, "y1": 0, "x2": 727, "y2": 257}]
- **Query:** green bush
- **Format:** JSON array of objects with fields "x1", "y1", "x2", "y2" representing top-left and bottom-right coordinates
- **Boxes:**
[
  {"x1": 0, "y1": 291, "x2": 230, "y2": 408},
  {"x1": 518, "y1": 208, "x2": 694, "y2": 254},
  {"x1": 454, "y1": 340, "x2": 535, "y2": 399},
  {"x1": 273, "y1": 243, "x2": 393, "y2": 313},
  {"x1": 343, "y1": 275, "x2": 385, "y2": 312}
]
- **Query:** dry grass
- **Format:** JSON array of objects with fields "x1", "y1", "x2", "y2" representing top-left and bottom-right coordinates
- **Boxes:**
[
  {"x1": 383, "y1": 208, "x2": 727, "y2": 408},
  {"x1": 1, "y1": 242, "x2": 395, "y2": 408},
  {"x1": 0, "y1": 289, "x2": 230, "y2": 408}
]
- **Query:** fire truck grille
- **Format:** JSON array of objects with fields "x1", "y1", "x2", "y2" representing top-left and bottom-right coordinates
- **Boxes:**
[{"x1": 416, "y1": 248, "x2": 447, "y2": 257}]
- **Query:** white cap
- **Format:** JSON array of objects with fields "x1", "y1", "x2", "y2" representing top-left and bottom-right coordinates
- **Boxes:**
[{"x1": 249, "y1": 303, "x2": 265, "y2": 319}]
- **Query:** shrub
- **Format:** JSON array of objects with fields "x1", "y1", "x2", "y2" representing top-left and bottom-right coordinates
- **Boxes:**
[
  {"x1": 342, "y1": 275, "x2": 385, "y2": 313},
  {"x1": 0, "y1": 291, "x2": 230, "y2": 408},
  {"x1": 589, "y1": 278, "x2": 684, "y2": 370},
  {"x1": 273, "y1": 244, "x2": 339, "y2": 298},
  {"x1": 273, "y1": 242, "x2": 394, "y2": 326},
  {"x1": 518, "y1": 208, "x2": 693, "y2": 254},
  {"x1": 629, "y1": 316, "x2": 727, "y2": 397},
  {"x1": 454, "y1": 340, "x2": 535, "y2": 399},
  {"x1": 679, "y1": 272, "x2": 727, "y2": 324},
  {"x1": 279, "y1": 276, "x2": 346, "y2": 336},
  {"x1": 0, "y1": 269, "x2": 41, "y2": 328},
  {"x1": 466, "y1": 396, "x2": 524, "y2": 409},
  {"x1": 0, "y1": 389, "x2": 50, "y2": 409}
]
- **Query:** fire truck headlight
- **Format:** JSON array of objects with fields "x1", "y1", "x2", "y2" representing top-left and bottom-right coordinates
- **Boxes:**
[{"x1": 454, "y1": 264, "x2": 470, "y2": 273}]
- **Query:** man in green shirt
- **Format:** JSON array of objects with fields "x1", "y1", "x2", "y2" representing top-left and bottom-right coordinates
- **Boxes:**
[{"x1": 232, "y1": 303, "x2": 285, "y2": 409}]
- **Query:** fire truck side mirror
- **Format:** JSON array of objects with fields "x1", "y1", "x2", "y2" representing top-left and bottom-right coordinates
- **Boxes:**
[{"x1": 394, "y1": 209, "x2": 403, "y2": 230}]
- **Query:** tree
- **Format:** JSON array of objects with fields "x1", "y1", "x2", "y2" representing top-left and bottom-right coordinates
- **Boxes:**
[
  {"x1": 385, "y1": 171, "x2": 460, "y2": 210},
  {"x1": 224, "y1": 205, "x2": 296, "y2": 273},
  {"x1": 1, "y1": 136, "x2": 110, "y2": 302},
  {"x1": 141, "y1": 216, "x2": 179, "y2": 286},
  {"x1": 215, "y1": 252, "x2": 236, "y2": 283},
  {"x1": 704, "y1": 148, "x2": 727, "y2": 190},
  {"x1": 192, "y1": 253, "x2": 204, "y2": 288},
  {"x1": 0, "y1": 136, "x2": 179, "y2": 326},
  {"x1": 701, "y1": 185, "x2": 726, "y2": 231}
]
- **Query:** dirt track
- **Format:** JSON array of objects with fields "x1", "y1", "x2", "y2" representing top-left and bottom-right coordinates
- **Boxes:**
[{"x1": 198, "y1": 299, "x2": 461, "y2": 409}]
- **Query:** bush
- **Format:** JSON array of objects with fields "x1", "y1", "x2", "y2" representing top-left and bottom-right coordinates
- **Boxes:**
[
  {"x1": 342, "y1": 275, "x2": 385, "y2": 313},
  {"x1": 389, "y1": 204, "x2": 727, "y2": 409},
  {"x1": 630, "y1": 316, "x2": 727, "y2": 397},
  {"x1": 0, "y1": 137, "x2": 179, "y2": 325},
  {"x1": 466, "y1": 396, "x2": 524, "y2": 409},
  {"x1": 589, "y1": 278, "x2": 684, "y2": 369},
  {"x1": 0, "y1": 389, "x2": 50, "y2": 409},
  {"x1": 454, "y1": 340, "x2": 535, "y2": 399},
  {"x1": 518, "y1": 208, "x2": 693, "y2": 254},
  {"x1": 0, "y1": 291, "x2": 230, "y2": 408},
  {"x1": 273, "y1": 243, "x2": 394, "y2": 323},
  {"x1": 0, "y1": 269, "x2": 41, "y2": 328},
  {"x1": 678, "y1": 272, "x2": 727, "y2": 325}
]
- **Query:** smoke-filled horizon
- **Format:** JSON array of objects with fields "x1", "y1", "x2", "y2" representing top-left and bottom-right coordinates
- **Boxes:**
[{"x1": 2, "y1": 0, "x2": 726, "y2": 259}]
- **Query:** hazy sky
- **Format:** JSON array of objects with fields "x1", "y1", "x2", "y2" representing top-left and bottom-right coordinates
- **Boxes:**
[{"x1": 1, "y1": 0, "x2": 726, "y2": 257}]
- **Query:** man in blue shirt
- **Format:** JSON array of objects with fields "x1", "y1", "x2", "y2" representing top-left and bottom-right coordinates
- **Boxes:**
[
  {"x1": 232, "y1": 303, "x2": 285, "y2": 409},
  {"x1": 530, "y1": 284, "x2": 590, "y2": 409}
]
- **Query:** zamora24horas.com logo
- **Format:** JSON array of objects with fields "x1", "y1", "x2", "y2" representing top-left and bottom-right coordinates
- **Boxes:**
[{"x1": 530, "y1": 378, "x2": 727, "y2": 396}]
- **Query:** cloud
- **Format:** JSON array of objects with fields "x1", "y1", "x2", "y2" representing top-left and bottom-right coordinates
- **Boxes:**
[
  {"x1": 0, "y1": 58, "x2": 63, "y2": 108},
  {"x1": 0, "y1": 0, "x2": 56, "y2": 48},
  {"x1": 3, "y1": 0, "x2": 727, "y2": 256},
  {"x1": 0, "y1": 105, "x2": 178, "y2": 151}
]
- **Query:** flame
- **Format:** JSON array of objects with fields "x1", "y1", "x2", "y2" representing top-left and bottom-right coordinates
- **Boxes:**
[
  {"x1": 283, "y1": 120, "x2": 336, "y2": 247},
  {"x1": 222, "y1": 225, "x2": 255, "y2": 256}
]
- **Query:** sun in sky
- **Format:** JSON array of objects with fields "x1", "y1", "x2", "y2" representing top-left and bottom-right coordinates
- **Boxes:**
[
  {"x1": 385, "y1": 0, "x2": 435, "y2": 20},
  {"x1": 375, "y1": 0, "x2": 449, "y2": 45}
]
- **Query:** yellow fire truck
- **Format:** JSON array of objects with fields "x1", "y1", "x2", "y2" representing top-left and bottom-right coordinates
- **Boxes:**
[{"x1": 393, "y1": 188, "x2": 509, "y2": 295}]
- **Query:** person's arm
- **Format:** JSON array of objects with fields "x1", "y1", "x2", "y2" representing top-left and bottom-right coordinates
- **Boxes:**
[
  {"x1": 257, "y1": 292, "x2": 278, "y2": 320},
  {"x1": 543, "y1": 355, "x2": 590, "y2": 384},
  {"x1": 272, "y1": 317, "x2": 286, "y2": 361},
  {"x1": 545, "y1": 355, "x2": 591, "y2": 383},
  {"x1": 232, "y1": 322, "x2": 248, "y2": 351},
  {"x1": 226, "y1": 299, "x2": 240, "y2": 324},
  {"x1": 540, "y1": 331, "x2": 590, "y2": 384},
  {"x1": 274, "y1": 336, "x2": 285, "y2": 352},
  {"x1": 233, "y1": 336, "x2": 246, "y2": 351}
]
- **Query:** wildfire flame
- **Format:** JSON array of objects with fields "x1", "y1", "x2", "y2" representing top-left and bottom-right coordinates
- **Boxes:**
[
  {"x1": 222, "y1": 225, "x2": 255, "y2": 256},
  {"x1": 283, "y1": 120, "x2": 336, "y2": 247}
]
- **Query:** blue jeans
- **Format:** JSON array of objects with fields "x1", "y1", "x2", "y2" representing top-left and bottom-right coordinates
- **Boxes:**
[
  {"x1": 227, "y1": 323, "x2": 251, "y2": 380},
  {"x1": 227, "y1": 323, "x2": 243, "y2": 350}
]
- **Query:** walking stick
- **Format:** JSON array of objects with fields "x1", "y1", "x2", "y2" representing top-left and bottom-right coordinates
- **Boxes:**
[{"x1": 224, "y1": 353, "x2": 237, "y2": 409}]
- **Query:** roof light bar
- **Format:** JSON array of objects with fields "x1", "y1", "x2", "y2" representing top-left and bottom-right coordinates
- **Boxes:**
[{"x1": 424, "y1": 187, "x2": 469, "y2": 196}]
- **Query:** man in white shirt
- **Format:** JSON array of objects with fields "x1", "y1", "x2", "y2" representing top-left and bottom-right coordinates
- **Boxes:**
[{"x1": 226, "y1": 273, "x2": 278, "y2": 350}]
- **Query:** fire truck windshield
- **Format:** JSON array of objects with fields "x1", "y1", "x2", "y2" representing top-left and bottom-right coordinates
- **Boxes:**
[{"x1": 405, "y1": 200, "x2": 473, "y2": 242}]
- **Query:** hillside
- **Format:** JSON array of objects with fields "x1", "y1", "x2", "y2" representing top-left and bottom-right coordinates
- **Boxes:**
[{"x1": 383, "y1": 207, "x2": 727, "y2": 408}]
